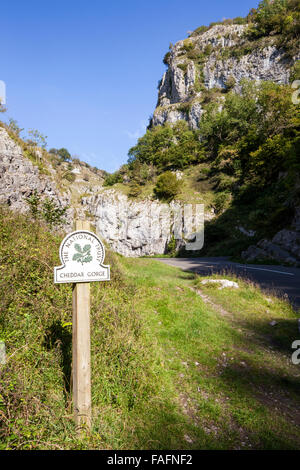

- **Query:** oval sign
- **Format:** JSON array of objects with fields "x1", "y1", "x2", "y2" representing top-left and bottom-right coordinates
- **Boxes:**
[{"x1": 54, "y1": 230, "x2": 110, "y2": 284}]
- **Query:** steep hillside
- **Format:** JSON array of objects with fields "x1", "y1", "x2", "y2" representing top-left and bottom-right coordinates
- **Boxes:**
[
  {"x1": 0, "y1": 122, "x2": 105, "y2": 228},
  {"x1": 103, "y1": 0, "x2": 300, "y2": 262},
  {"x1": 0, "y1": 0, "x2": 299, "y2": 261},
  {"x1": 153, "y1": 20, "x2": 298, "y2": 129},
  {"x1": 1, "y1": 207, "x2": 300, "y2": 450}
]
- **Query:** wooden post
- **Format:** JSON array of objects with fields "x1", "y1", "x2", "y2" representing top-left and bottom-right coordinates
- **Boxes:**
[{"x1": 72, "y1": 220, "x2": 91, "y2": 432}]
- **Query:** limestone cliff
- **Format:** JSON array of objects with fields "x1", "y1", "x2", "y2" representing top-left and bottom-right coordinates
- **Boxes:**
[
  {"x1": 0, "y1": 127, "x2": 72, "y2": 221},
  {"x1": 153, "y1": 24, "x2": 299, "y2": 129},
  {"x1": 81, "y1": 189, "x2": 206, "y2": 257},
  {"x1": 0, "y1": 19, "x2": 299, "y2": 261},
  {"x1": 0, "y1": 125, "x2": 205, "y2": 257}
]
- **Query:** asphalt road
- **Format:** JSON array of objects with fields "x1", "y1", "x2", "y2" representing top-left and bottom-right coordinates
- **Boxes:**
[{"x1": 155, "y1": 257, "x2": 300, "y2": 310}]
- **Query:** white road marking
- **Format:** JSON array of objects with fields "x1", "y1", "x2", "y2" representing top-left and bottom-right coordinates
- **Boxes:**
[
  {"x1": 236, "y1": 265, "x2": 295, "y2": 276},
  {"x1": 160, "y1": 259, "x2": 295, "y2": 276}
]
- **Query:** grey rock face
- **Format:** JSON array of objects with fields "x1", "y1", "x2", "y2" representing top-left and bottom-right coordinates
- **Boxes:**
[
  {"x1": 242, "y1": 210, "x2": 300, "y2": 266},
  {"x1": 0, "y1": 127, "x2": 72, "y2": 225},
  {"x1": 153, "y1": 24, "x2": 299, "y2": 129},
  {"x1": 203, "y1": 46, "x2": 292, "y2": 90},
  {"x1": 81, "y1": 190, "x2": 206, "y2": 257},
  {"x1": 0, "y1": 128, "x2": 207, "y2": 257}
]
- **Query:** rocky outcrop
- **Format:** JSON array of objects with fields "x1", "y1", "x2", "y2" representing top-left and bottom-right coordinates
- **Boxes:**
[
  {"x1": 0, "y1": 126, "x2": 208, "y2": 256},
  {"x1": 0, "y1": 22, "x2": 298, "y2": 261},
  {"x1": 81, "y1": 189, "x2": 207, "y2": 257},
  {"x1": 242, "y1": 210, "x2": 300, "y2": 266},
  {"x1": 153, "y1": 24, "x2": 299, "y2": 129},
  {"x1": 0, "y1": 127, "x2": 72, "y2": 224}
]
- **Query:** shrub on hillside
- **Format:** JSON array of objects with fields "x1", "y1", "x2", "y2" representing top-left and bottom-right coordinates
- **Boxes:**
[
  {"x1": 128, "y1": 182, "x2": 142, "y2": 198},
  {"x1": 27, "y1": 129, "x2": 47, "y2": 149},
  {"x1": 62, "y1": 170, "x2": 76, "y2": 182},
  {"x1": 0, "y1": 207, "x2": 175, "y2": 449},
  {"x1": 154, "y1": 171, "x2": 181, "y2": 201},
  {"x1": 128, "y1": 121, "x2": 203, "y2": 172},
  {"x1": 25, "y1": 191, "x2": 68, "y2": 229},
  {"x1": 213, "y1": 192, "x2": 232, "y2": 214},
  {"x1": 103, "y1": 171, "x2": 123, "y2": 186},
  {"x1": 246, "y1": 0, "x2": 300, "y2": 54}
]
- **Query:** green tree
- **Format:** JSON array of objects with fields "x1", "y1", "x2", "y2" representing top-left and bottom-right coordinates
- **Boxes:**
[
  {"x1": 7, "y1": 118, "x2": 24, "y2": 137},
  {"x1": 57, "y1": 148, "x2": 71, "y2": 162},
  {"x1": 103, "y1": 171, "x2": 123, "y2": 186},
  {"x1": 154, "y1": 172, "x2": 181, "y2": 201},
  {"x1": 254, "y1": 0, "x2": 288, "y2": 36},
  {"x1": 27, "y1": 129, "x2": 47, "y2": 148},
  {"x1": 128, "y1": 121, "x2": 203, "y2": 172},
  {"x1": 41, "y1": 198, "x2": 68, "y2": 229},
  {"x1": 25, "y1": 190, "x2": 41, "y2": 222},
  {"x1": 25, "y1": 193, "x2": 68, "y2": 229}
]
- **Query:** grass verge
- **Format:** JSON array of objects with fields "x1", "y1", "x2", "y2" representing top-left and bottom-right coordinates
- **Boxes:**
[{"x1": 0, "y1": 210, "x2": 299, "y2": 449}]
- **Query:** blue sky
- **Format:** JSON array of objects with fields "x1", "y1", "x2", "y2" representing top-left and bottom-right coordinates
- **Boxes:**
[{"x1": 1, "y1": 0, "x2": 259, "y2": 172}]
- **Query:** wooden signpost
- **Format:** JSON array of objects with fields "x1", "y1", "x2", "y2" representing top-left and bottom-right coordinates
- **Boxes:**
[{"x1": 54, "y1": 220, "x2": 110, "y2": 431}]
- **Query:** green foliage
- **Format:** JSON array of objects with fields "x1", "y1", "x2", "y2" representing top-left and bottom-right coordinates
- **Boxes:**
[
  {"x1": 166, "y1": 235, "x2": 177, "y2": 256},
  {"x1": 290, "y1": 60, "x2": 300, "y2": 82},
  {"x1": 246, "y1": 0, "x2": 300, "y2": 54},
  {"x1": 251, "y1": 0, "x2": 288, "y2": 36},
  {"x1": 25, "y1": 192, "x2": 68, "y2": 229},
  {"x1": 0, "y1": 209, "x2": 187, "y2": 449},
  {"x1": 7, "y1": 118, "x2": 23, "y2": 137},
  {"x1": 25, "y1": 190, "x2": 40, "y2": 222},
  {"x1": 128, "y1": 182, "x2": 142, "y2": 198},
  {"x1": 128, "y1": 121, "x2": 204, "y2": 172},
  {"x1": 189, "y1": 25, "x2": 209, "y2": 37},
  {"x1": 199, "y1": 80, "x2": 299, "y2": 186},
  {"x1": 163, "y1": 51, "x2": 171, "y2": 66},
  {"x1": 49, "y1": 147, "x2": 72, "y2": 162},
  {"x1": 103, "y1": 171, "x2": 123, "y2": 187},
  {"x1": 0, "y1": 207, "x2": 299, "y2": 449},
  {"x1": 188, "y1": 0, "x2": 299, "y2": 58},
  {"x1": 248, "y1": 134, "x2": 296, "y2": 185},
  {"x1": 203, "y1": 44, "x2": 213, "y2": 56},
  {"x1": 182, "y1": 39, "x2": 195, "y2": 52},
  {"x1": 232, "y1": 16, "x2": 248, "y2": 25},
  {"x1": 225, "y1": 75, "x2": 236, "y2": 91},
  {"x1": 58, "y1": 148, "x2": 71, "y2": 162},
  {"x1": 27, "y1": 129, "x2": 47, "y2": 148},
  {"x1": 128, "y1": 160, "x2": 155, "y2": 185},
  {"x1": 213, "y1": 192, "x2": 232, "y2": 214},
  {"x1": 63, "y1": 171, "x2": 76, "y2": 182},
  {"x1": 177, "y1": 62, "x2": 188, "y2": 73},
  {"x1": 41, "y1": 198, "x2": 68, "y2": 229},
  {"x1": 177, "y1": 101, "x2": 192, "y2": 113},
  {"x1": 189, "y1": 79, "x2": 299, "y2": 254},
  {"x1": 154, "y1": 171, "x2": 181, "y2": 201}
]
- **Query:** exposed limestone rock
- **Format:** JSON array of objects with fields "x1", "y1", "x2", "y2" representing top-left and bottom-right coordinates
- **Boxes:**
[
  {"x1": 154, "y1": 24, "x2": 299, "y2": 129},
  {"x1": 0, "y1": 127, "x2": 72, "y2": 225},
  {"x1": 201, "y1": 279, "x2": 239, "y2": 289},
  {"x1": 203, "y1": 45, "x2": 292, "y2": 90},
  {"x1": 242, "y1": 210, "x2": 300, "y2": 266},
  {"x1": 0, "y1": 126, "x2": 208, "y2": 256},
  {"x1": 81, "y1": 189, "x2": 206, "y2": 257}
]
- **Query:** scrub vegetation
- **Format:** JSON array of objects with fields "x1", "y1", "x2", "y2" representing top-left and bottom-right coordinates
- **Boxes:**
[{"x1": 0, "y1": 208, "x2": 299, "y2": 449}]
